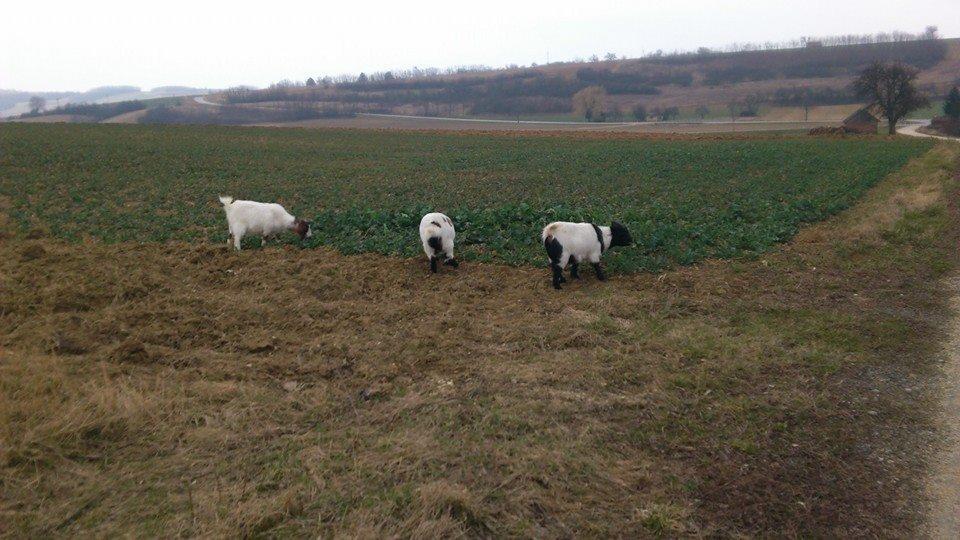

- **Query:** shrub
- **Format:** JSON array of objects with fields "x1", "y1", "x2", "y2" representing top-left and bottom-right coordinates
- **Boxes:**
[
  {"x1": 930, "y1": 116, "x2": 960, "y2": 136},
  {"x1": 660, "y1": 107, "x2": 680, "y2": 121},
  {"x1": 572, "y1": 86, "x2": 608, "y2": 121},
  {"x1": 632, "y1": 104, "x2": 647, "y2": 121}
]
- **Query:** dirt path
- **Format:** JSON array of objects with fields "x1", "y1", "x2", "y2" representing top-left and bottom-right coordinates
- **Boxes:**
[
  {"x1": 920, "y1": 145, "x2": 960, "y2": 539},
  {"x1": 920, "y1": 147, "x2": 960, "y2": 537},
  {"x1": 926, "y1": 277, "x2": 960, "y2": 537}
]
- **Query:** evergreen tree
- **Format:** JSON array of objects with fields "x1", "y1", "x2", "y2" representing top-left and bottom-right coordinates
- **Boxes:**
[{"x1": 944, "y1": 86, "x2": 960, "y2": 119}]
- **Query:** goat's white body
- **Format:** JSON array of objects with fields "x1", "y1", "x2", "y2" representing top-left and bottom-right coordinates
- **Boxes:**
[
  {"x1": 419, "y1": 212, "x2": 455, "y2": 259},
  {"x1": 541, "y1": 222, "x2": 611, "y2": 268},
  {"x1": 220, "y1": 196, "x2": 297, "y2": 250}
]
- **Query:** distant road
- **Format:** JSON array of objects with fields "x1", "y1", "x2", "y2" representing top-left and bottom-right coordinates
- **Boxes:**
[{"x1": 194, "y1": 95, "x2": 221, "y2": 106}]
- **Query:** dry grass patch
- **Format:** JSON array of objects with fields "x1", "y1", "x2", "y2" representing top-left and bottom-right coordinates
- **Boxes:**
[{"x1": 1, "y1": 143, "x2": 958, "y2": 536}]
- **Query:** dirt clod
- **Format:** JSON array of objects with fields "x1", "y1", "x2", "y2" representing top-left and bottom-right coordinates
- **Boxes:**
[
  {"x1": 242, "y1": 339, "x2": 275, "y2": 354},
  {"x1": 51, "y1": 333, "x2": 87, "y2": 355},
  {"x1": 359, "y1": 383, "x2": 389, "y2": 401},
  {"x1": 110, "y1": 340, "x2": 152, "y2": 364},
  {"x1": 20, "y1": 244, "x2": 46, "y2": 261}
]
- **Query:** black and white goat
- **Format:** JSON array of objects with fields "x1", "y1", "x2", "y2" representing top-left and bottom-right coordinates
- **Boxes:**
[
  {"x1": 219, "y1": 196, "x2": 311, "y2": 251},
  {"x1": 419, "y1": 212, "x2": 458, "y2": 272},
  {"x1": 541, "y1": 221, "x2": 632, "y2": 289}
]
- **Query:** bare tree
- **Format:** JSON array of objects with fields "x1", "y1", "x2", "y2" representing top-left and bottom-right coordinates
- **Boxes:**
[
  {"x1": 853, "y1": 62, "x2": 929, "y2": 134},
  {"x1": 603, "y1": 52, "x2": 617, "y2": 61},
  {"x1": 727, "y1": 101, "x2": 740, "y2": 121},
  {"x1": 695, "y1": 105, "x2": 710, "y2": 119},
  {"x1": 660, "y1": 106, "x2": 680, "y2": 121},
  {"x1": 742, "y1": 94, "x2": 763, "y2": 117},
  {"x1": 631, "y1": 103, "x2": 647, "y2": 121},
  {"x1": 28, "y1": 96, "x2": 46, "y2": 114}
]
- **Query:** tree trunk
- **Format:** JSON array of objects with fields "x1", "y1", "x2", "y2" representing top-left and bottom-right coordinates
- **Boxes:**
[{"x1": 888, "y1": 119, "x2": 897, "y2": 135}]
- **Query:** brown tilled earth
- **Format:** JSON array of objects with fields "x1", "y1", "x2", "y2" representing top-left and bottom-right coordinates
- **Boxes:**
[
  {"x1": 254, "y1": 114, "x2": 831, "y2": 133},
  {"x1": 99, "y1": 109, "x2": 148, "y2": 124},
  {"x1": 1, "y1": 144, "x2": 959, "y2": 536}
]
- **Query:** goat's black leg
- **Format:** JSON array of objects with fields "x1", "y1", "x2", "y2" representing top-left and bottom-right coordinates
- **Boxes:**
[
  {"x1": 444, "y1": 257, "x2": 459, "y2": 267},
  {"x1": 592, "y1": 263, "x2": 606, "y2": 281},
  {"x1": 551, "y1": 264, "x2": 564, "y2": 290},
  {"x1": 430, "y1": 256, "x2": 439, "y2": 273},
  {"x1": 570, "y1": 257, "x2": 580, "y2": 279}
]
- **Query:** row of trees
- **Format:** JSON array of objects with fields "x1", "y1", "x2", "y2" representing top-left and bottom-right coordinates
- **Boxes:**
[
  {"x1": 572, "y1": 85, "x2": 767, "y2": 123},
  {"x1": 217, "y1": 24, "x2": 947, "y2": 120},
  {"x1": 288, "y1": 27, "x2": 944, "y2": 91},
  {"x1": 279, "y1": 27, "x2": 945, "y2": 97},
  {"x1": 641, "y1": 26, "x2": 942, "y2": 61},
  {"x1": 571, "y1": 58, "x2": 953, "y2": 130}
]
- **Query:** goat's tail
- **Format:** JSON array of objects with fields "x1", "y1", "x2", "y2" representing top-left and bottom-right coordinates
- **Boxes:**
[
  {"x1": 544, "y1": 235, "x2": 563, "y2": 265},
  {"x1": 218, "y1": 195, "x2": 234, "y2": 207}
]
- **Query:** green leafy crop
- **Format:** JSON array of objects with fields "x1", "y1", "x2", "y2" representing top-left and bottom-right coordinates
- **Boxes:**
[{"x1": 0, "y1": 124, "x2": 931, "y2": 272}]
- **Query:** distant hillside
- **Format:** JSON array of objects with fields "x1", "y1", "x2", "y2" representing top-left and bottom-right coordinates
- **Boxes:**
[
  {"x1": 214, "y1": 34, "x2": 960, "y2": 121},
  {"x1": 0, "y1": 86, "x2": 211, "y2": 118},
  {"x1": 0, "y1": 90, "x2": 74, "y2": 113}
]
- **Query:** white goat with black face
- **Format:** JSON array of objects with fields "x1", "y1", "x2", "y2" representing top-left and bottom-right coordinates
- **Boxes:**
[
  {"x1": 219, "y1": 196, "x2": 312, "y2": 251},
  {"x1": 419, "y1": 212, "x2": 458, "y2": 273},
  {"x1": 541, "y1": 221, "x2": 632, "y2": 289}
]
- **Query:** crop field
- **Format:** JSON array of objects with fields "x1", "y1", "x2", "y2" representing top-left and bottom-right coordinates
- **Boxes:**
[
  {"x1": 0, "y1": 124, "x2": 931, "y2": 271},
  {"x1": 2, "y1": 124, "x2": 958, "y2": 537}
]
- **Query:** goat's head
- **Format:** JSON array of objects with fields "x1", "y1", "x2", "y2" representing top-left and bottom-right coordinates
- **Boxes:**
[
  {"x1": 610, "y1": 221, "x2": 632, "y2": 247},
  {"x1": 291, "y1": 218, "x2": 312, "y2": 240}
]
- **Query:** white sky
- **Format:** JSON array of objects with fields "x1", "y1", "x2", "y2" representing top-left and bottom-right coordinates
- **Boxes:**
[{"x1": 2, "y1": 0, "x2": 957, "y2": 92}]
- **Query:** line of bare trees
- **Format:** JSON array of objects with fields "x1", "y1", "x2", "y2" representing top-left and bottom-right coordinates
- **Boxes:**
[
  {"x1": 642, "y1": 26, "x2": 941, "y2": 60},
  {"x1": 250, "y1": 27, "x2": 945, "y2": 97},
  {"x1": 212, "y1": 26, "x2": 948, "y2": 122}
]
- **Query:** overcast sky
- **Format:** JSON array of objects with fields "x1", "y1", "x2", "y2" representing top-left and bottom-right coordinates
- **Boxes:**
[{"x1": 2, "y1": 0, "x2": 957, "y2": 92}]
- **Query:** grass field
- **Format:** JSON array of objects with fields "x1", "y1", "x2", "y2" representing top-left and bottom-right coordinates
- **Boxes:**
[
  {"x1": 0, "y1": 124, "x2": 932, "y2": 272},
  {"x1": 1, "y1": 124, "x2": 958, "y2": 536}
]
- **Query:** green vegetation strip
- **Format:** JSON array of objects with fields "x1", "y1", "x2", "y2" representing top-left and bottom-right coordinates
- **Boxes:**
[{"x1": 0, "y1": 124, "x2": 932, "y2": 272}]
